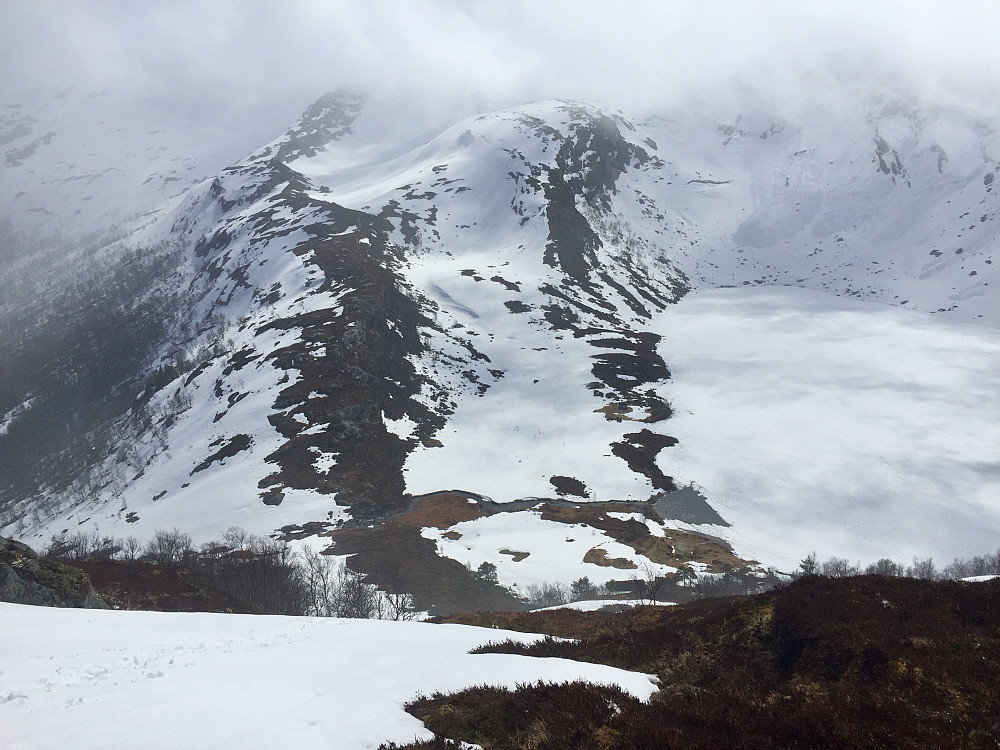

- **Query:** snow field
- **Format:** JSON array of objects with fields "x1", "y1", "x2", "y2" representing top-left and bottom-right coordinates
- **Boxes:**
[
  {"x1": 0, "y1": 603, "x2": 658, "y2": 750},
  {"x1": 400, "y1": 249, "x2": 660, "y2": 503}
]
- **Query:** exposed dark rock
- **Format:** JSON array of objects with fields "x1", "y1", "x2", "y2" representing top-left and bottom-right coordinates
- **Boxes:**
[
  {"x1": 549, "y1": 475, "x2": 590, "y2": 498},
  {"x1": 611, "y1": 429, "x2": 678, "y2": 491},
  {"x1": 191, "y1": 434, "x2": 253, "y2": 475},
  {"x1": 0, "y1": 537, "x2": 108, "y2": 608}
]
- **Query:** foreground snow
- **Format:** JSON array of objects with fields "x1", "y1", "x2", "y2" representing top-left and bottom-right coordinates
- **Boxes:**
[{"x1": 0, "y1": 604, "x2": 657, "y2": 750}]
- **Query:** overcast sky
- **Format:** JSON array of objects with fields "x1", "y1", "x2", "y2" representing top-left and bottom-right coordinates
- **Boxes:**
[{"x1": 3, "y1": 0, "x2": 1000, "y2": 131}]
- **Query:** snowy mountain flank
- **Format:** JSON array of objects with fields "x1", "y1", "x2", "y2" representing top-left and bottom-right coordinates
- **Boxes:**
[{"x1": 1, "y1": 90, "x2": 998, "y2": 596}]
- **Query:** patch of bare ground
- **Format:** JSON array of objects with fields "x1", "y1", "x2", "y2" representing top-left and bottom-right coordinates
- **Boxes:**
[
  {"x1": 594, "y1": 402, "x2": 638, "y2": 421},
  {"x1": 538, "y1": 502, "x2": 750, "y2": 572},
  {"x1": 583, "y1": 547, "x2": 637, "y2": 569},
  {"x1": 396, "y1": 492, "x2": 482, "y2": 528},
  {"x1": 633, "y1": 531, "x2": 748, "y2": 570},
  {"x1": 610, "y1": 428, "x2": 678, "y2": 491},
  {"x1": 498, "y1": 549, "x2": 530, "y2": 562},
  {"x1": 256, "y1": 214, "x2": 453, "y2": 520},
  {"x1": 324, "y1": 519, "x2": 525, "y2": 615},
  {"x1": 548, "y1": 475, "x2": 589, "y2": 498},
  {"x1": 594, "y1": 394, "x2": 671, "y2": 424}
]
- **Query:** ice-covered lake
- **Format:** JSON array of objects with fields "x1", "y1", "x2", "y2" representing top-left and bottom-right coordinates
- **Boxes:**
[{"x1": 654, "y1": 286, "x2": 1000, "y2": 569}]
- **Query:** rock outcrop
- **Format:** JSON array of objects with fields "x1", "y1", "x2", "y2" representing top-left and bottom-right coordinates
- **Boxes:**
[{"x1": 0, "y1": 537, "x2": 108, "y2": 608}]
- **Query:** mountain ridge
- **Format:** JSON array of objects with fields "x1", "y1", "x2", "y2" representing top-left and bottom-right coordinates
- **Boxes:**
[{"x1": 1, "y1": 90, "x2": 997, "y2": 584}]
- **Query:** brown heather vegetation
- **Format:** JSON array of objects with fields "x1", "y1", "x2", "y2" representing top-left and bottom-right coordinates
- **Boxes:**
[
  {"x1": 583, "y1": 547, "x2": 638, "y2": 569},
  {"x1": 395, "y1": 492, "x2": 483, "y2": 528},
  {"x1": 400, "y1": 575, "x2": 1000, "y2": 749},
  {"x1": 75, "y1": 559, "x2": 258, "y2": 613}
]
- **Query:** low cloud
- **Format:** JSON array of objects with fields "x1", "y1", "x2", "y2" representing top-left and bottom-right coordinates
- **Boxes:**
[{"x1": 3, "y1": 0, "x2": 998, "y2": 128}]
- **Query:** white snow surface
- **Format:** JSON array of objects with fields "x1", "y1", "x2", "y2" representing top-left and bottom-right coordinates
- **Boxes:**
[
  {"x1": 0, "y1": 603, "x2": 657, "y2": 750},
  {"x1": 0, "y1": 86, "x2": 277, "y2": 236}
]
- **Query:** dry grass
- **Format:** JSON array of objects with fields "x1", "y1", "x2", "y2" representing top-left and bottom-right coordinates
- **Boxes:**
[
  {"x1": 632, "y1": 531, "x2": 749, "y2": 570},
  {"x1": 594, "y1": 403, "x2": 639, "y2": 422},
  {"x1": 499, "y1": 549, "x2": 530, "y2": 562},
  {"x1": 583, "y1": 547, "x2": 637, "y2": 569},
  {"x1": 397, "y1": 492, "x2": 483, "y2": 529}
]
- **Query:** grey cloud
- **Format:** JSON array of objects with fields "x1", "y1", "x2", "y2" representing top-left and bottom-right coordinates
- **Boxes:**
[{"x1": 4, "y1": 1, "x2": 999, "y2": 113}]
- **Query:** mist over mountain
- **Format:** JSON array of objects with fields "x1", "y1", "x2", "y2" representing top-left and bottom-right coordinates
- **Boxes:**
[
  {"x1": 2, "y1": 82, "x2": 997, "y2": 589},
  {"x1": 1, "y1": 3, "x2": 998, "y2": 599}
]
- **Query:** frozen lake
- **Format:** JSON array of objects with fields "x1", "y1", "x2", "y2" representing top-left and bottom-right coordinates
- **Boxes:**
[{"x1": 654, "y1": 286, "x2": 1000, "y2": 569}]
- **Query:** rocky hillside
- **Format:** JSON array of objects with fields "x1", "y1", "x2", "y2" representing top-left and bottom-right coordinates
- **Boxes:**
[
  {"x1": 1, "y1": 90, "x2": 997, "y2": 589},
  {"x1": 0, "y1": 537, "x2": 107, "y2": 609}
]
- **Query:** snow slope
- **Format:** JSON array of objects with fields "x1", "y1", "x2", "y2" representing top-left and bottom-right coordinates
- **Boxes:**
[{"x1": 0, "y1": 603, "x2": 657, "y2": 750}]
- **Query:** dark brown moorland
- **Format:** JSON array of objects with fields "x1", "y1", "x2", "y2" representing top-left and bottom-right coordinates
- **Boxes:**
[{"x1": 385, "y1": 575, "x2": 1000, "y2": 749}]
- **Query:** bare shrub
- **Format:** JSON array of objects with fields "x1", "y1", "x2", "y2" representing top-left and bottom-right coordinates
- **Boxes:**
[
  {"x1": 820, "y1": 557, "x2": 861, "y2": 578},
  {"x1": 121, "y1": 535, "x2": 142, "y2": 562},
  {"x1": 193, "y1": 529, "x2": 306, "y2": 615},
  {"x1": 45, "y1": 531, "x2": 120, "y2": 561},
  {"x1": 300, "y1": 545, "x2": 402, "y2": 619},
  {"x1": 865, "y1": 558, "x2": 905, "y2": 576},
  {"x1": 907, "y1": 556, "x2": 938, "y2": 581},
  {"x1": 942, "y1": 549, "x2": 1000, "y2": 579},
  {"x1": 380, "y1": 589, "x2": 416, "y2": 621},
  {"x1": 334, "y1": 564, "x2": 378, "y2": 618},
  {"x1": 525, "y1": 582, "x2": 570, "y2": 609},
  {"x1": 693, "y1": 567, "x2": 783, "y2": 598},
  {"x1": 142, "y1": 528, "x2": 193, "y2": 566},
  {"x1": 630, "y1": 563, "x2": 666, "y2": 604}
]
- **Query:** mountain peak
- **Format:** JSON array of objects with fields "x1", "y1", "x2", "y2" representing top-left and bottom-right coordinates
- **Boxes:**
[{"x1": 276, "y1": 89, "x2": 367, "y2": 162}]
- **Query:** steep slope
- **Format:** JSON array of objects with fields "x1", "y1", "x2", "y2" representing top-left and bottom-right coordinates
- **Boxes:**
[
  {"x1": 0, "y1": 85, "x2": 278, "y2": 238},
  {"x1": 1, "y1": 91, "x2": 997, "y2": 584},
  {"x1": 3, "y1": 96, "x2": 693, "y2": 537}
]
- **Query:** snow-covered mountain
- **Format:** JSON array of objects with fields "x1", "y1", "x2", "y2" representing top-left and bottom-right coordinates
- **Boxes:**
[{"x1": 1, "y1": 90, "x2": 997, "y2": 587}]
